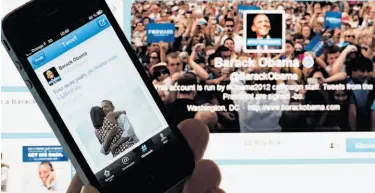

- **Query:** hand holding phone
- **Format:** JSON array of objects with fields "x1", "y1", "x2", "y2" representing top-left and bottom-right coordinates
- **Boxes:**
[{"x1": 68, "y1": 119, "x2": 223, "y2": 193}]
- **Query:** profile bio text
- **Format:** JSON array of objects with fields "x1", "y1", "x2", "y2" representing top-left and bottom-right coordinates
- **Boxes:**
[{"x1": 52, "y1": 54, "x2": 119, "y2": 102}]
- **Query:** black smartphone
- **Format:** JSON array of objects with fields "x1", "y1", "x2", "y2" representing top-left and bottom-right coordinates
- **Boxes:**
[{"x1": 1, "y1": 0, "x2": 195, "y2": 193}]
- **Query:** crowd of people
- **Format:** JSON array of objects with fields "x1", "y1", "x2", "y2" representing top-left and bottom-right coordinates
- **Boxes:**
[{"x1": 130, "y1": 1, "x2": 375, "y2": 133}]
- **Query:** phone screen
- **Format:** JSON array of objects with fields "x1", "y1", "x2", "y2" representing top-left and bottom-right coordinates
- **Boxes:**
[{"x1": 26, "y1": 14, "x2": 173, "y2": 183}]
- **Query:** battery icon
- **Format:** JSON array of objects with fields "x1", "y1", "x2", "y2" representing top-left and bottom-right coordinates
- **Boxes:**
[{"x1": 96, "y1": 10, "x2": 103, "y2": 15}]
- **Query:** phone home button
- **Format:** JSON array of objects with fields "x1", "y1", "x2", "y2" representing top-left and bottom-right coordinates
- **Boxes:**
[{"x1": 145, "y1": 175, "x2": 154, "y2": 184}]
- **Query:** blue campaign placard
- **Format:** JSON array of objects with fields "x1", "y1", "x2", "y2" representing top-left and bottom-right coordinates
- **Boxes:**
[
  {"x1": 146, "y1": 23, "x2": 175, "y2": 43},
  {"x1": 22, "y1": 146, "x2": 69, "y2": 162},
  {"x1": 305, "y1": 34, "x2": 325, "y2": 57},
  {"x1": 324, "y1": 12, "x2": 342, "y2": 30},
  {"x1": 237, "y1": 4, "x2": 261, "y2": 18},
  {"x1": 246, "y1": 39, "x2": 283, "y2": 46}
]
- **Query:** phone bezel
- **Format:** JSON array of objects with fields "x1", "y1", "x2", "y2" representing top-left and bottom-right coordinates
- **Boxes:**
[{"x1": 1, "y1": 0, "x2": 195, "y2": 192}]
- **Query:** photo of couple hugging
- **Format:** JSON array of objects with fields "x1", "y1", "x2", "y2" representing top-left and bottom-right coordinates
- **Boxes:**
[{"x1": 90, "y1": 100, "x2": 139, "y2": 157}]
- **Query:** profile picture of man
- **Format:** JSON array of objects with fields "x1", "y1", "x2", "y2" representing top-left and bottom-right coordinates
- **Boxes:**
[
  {"x1": 37, "y1": 161, "x2": 61, "y2": 191},
  {"x1": 251, "y1": 14, "x2": 271, "y2": 39},
  {"x1": 243, "y1": 10, "x2": 285, "y2": 53},
  {"x1": 43, "y1": 67, "x2": 61, "y2": 86}
]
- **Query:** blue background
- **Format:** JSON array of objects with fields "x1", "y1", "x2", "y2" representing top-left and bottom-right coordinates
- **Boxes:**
[
  {"x1": 305, "y1": 34, "x2": 325, "y2": 57},
  {"x1": 22, "y1": 146, "x2": 69, "y2": 162},
  {"x1": 324, "y1": 12, "x2": 342, "y2": 30},
  {"x1": 146, "y1": 23, "x2": 175, "y2": 43},
  {"x1": 28, "y1": 15, "x2": 111, "y2": 70}
]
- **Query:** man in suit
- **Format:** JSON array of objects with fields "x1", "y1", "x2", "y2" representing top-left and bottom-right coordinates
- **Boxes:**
[
  {"x1": 45, "y1": 69, "x2": 61, "y2": 86},
  {"x1": 248, "y1": 14, "x2": 282, "y2": 50}
]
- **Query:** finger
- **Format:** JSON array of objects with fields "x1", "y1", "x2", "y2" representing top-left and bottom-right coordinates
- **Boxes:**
[
  {"x1": 182, "y1": 160, "x2": 222, "y2": 193},
  {"x1": 67, "y1": 119, "x2": 209, "y2": 193},
  {"x1": 66, "y1": 173, "x2": 84, "y2": 193},
  {"x1": 68, "y1": 176, "x2": 100, "y2": 193},
  {"x1": 178, "y1": 119, "x2": 210, "y2": 162},
  {"x1": 81, "y1": 186, "x2": 100, "y2": 193}
]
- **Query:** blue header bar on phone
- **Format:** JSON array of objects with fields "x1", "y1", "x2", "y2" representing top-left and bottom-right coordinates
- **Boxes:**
[{"x1": 28, "y1": 14, "x2": 112, "y2": 70}]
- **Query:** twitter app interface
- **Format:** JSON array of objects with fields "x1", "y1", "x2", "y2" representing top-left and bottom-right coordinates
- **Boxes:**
[{"x1": 27, "y1": 13, "x2": 172, "y2": 183}]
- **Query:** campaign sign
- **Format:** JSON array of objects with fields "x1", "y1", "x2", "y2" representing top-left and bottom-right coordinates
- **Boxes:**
[
  {"x1": 22, "y1": 146, "x2": 68, "y2": 162},
  {"x1": 324, "y1": 12, "x2": 342, "y2": 29},
  {"x1": 243, "y1": 10, "x2": 285, "y2": 54},
  {"x1": 146, "y1": 23, "x2": 175, "y2": 43},
  {"x1": 246, "y1": 39, "x2": 283, "y2": 46},
  {"x1": 237, "y1": 4, "x2": 261, "y2": 18},
  {"x1": 305, "y1": 34, "x2": 325, "y2": 57}
]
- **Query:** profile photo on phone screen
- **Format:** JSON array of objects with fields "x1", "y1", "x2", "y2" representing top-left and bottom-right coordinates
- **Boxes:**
[
  {"x1": 243, "y1": 10, "x2": 286, "y2": 53},
  {"x1": 43, "y1": 67, "x2": 61, "y2": 86}
]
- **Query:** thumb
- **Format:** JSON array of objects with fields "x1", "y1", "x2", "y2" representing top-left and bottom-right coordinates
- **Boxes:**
[{"x1": 81, "y1": 186, "x2": 100, "y2": 193}]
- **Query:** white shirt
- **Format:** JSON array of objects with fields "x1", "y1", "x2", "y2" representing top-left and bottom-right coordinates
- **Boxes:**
[
  {"x1": 117, "y1": 114, "x2": 138, "y2": 141},
  {"x1": 216, "y1": 34, "x2": 243, "y2": 53},
  {"x1": 35, "y1": 179, "x2": 61, "y2": 192},
  {"x1": 100, "y1": 114, "x2": 139, "y2": 154},
  {"x1": 229, "y1": 71, "x2": 290, "y2": 132}
]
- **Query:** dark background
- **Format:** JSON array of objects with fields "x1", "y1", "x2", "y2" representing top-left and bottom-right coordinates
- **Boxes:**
[
  {"x1": 44, "y1": 67, "x2": 60, "y2": 81},
  {"x1": 246, "y1": 13, "x2": 283, "y2": 39}
]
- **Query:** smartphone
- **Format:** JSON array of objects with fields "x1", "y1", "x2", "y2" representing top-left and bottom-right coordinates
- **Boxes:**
[{"x1": 1, "y1": 0, "x2": 195, "y2": 193}]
